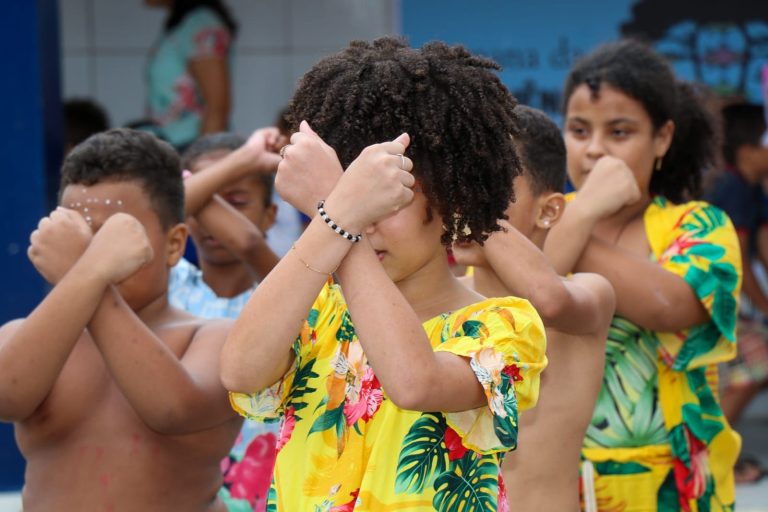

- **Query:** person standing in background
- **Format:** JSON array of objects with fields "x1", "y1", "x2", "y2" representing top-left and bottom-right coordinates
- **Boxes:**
[{"x1": 144, "y1": 0, "x2": 236, "y2": 150}]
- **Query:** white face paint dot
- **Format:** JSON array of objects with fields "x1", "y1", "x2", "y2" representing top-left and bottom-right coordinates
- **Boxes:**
[
  {"x1": 116, "y1": 200, "x2": 123, "y2": 207},
  {"x1": 83, "y1": 207, "x2": 89, "y2": 212},
  {"x1": 75, "y1": 202, "x2": 82, "y2": 207},
  {"x1": 105, "y1": 199, "x2": 111, "y2": 205}
]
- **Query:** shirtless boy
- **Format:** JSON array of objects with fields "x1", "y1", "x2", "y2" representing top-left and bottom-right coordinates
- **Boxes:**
[
  {"x1": 452, "y1": 106, "x2": 615, "y2": 511},
  {"x1": 0, "y1": 129, "x2": 241, "y2": 511}
]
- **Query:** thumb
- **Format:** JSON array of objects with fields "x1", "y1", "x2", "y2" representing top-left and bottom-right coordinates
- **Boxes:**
[
  {"x1": 392, "y1": 132, "x2": 410, "y2": 149},
  {"x1": 300, "y1": 120, "x2": 319, "y2": 137}
]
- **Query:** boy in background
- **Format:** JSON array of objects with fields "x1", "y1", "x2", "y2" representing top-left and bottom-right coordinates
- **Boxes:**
[
  {"x1": 170, "y1": 129, "x2": 282, "y2": 510},
  {"x1": 452, "y1": 106, "x2": 614, "y2": 511}
]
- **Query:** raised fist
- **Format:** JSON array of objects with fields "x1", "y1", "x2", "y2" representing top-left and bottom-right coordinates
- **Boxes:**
[
  {"x1": 28, "y1": 207, "x2": 93, "y2": 284},
  {"x1": 84, "y1": 213, "x2": 154, "y2": 284}
]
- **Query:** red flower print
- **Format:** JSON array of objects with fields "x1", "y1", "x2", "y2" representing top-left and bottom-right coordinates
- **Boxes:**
[
  {"x1": 223, "y1": 432, "x2": 277, "y2": 509},
  {"x1": 330, "y1": 488, "x2": 360, "y2": 512},
  {"x1": 502, "y1": 364, "x2": 523, "y2": 382},
  {"x1": 444, "y1": 426, "x2": 469, "y2": 461},
  {"x1": 343, "y1": 367, "x2": 384, "y2": 425},
  {"x1": 672, "y1": 427, "x2": 709, "y2": 511},
  {"x1": 276, "y1": 406, "x2": 296, "y2": 451}
]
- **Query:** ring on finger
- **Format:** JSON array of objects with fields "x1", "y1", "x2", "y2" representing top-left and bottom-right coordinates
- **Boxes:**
[
  {"x1": 396, "y1": 153, "x2": 406, "y2": 170},
  {"x1": 280, "y1": 144, "x2": 291, "y2": 159}
]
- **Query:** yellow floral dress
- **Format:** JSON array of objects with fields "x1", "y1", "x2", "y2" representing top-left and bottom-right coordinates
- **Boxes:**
[
  {"x1": 577, "y1": 197, "x2": 742, "y2": 512},
  {"x1": 230, "y1": 282, "x2": 547, "y2": 511}
]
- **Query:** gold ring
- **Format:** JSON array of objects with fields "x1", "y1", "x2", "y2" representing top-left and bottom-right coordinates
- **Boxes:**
[{"x1": 280, "y1": 144, "x2": 290, "y2": 158}]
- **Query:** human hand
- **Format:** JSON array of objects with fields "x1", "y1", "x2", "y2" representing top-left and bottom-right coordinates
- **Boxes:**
[
  {"x1": 27, "y1": 207, "x2": 93, "y2": 284},
  {"x1": 242, "y1": 127, "x2": 283, "y2": 173},
  {"x1": 573, "y1": 156, "x2": 641, "y2": 220},
  {"x1": 322, "y1": 133, "x2": 415, "y2": 233},
  {"x1": 82, "y1": 213, "x2": 154, "y2": 284},
  {"x1": 275, "y1": 120, "x2": 344, "y2": 216}
]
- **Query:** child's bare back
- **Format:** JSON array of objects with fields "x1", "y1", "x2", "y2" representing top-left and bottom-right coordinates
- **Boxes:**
[{"x1": 502, "y1": 301, "x2": 607, "y2": 511}]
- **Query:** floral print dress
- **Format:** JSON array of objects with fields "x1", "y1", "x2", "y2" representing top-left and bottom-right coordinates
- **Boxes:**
[
  {"x1": 230, "y1": 283, "x2": 547, "y2": 511},
  {"x1": 145, "y1": 7, "x2": 231, "y2": 148},
  {"x1": 579, "y1": 197, "x2": 742, "y2": 512}
]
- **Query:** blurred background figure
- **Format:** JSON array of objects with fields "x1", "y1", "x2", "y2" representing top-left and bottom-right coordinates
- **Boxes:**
[
  {"x1": 142, "y1": 0, "x2": 236, "y2": 150},
  {"x1": 63, "y1": 98, "x2": 110, "y2": 155}
]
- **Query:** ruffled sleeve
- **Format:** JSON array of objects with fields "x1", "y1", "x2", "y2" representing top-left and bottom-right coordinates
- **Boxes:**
[
  {"x1": 646, "y1": 198, "x2": 742, "y2": 371},
  {"x1": 229, "y1": 280, "x2": 337, "y2": 422},
  {"x1": 433, "y1": 297, "x2": 547, "y2": 454},
  {"x1": 177, "y1": 7, "x2": 231, "y2": 60}
]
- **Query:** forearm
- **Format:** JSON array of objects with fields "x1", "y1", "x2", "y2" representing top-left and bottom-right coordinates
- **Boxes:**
[
  {"x1": 184, "y1": 148, "x2": 252, "y2": 215},
  {"x1": 221, "y1": 216, "x2": 353, "y2": 393},
  {"x1": 200, "y1": 104, "x2": 229, "y2": 135},
  {"x1": 196, "y1": 197, "x2": 279, "y2": 280},
  {"x1": 576, "y1": 238, "x2": 707, "y2": 331},
  {"x1": 543, "y1": 198, "x2": 597, "y2": 275},
  {"x1": 484, "y1": 222, "x2": 575, "y2": 328},
  {"x1": 335, "y1": 242, "x2": 485, "y2": 412},
  {"x1": 0, "y1": 263, "x2": 108, "y2": 420},
  {"x1": 88, "y1": 288, "x2": 227, "y2": 433}
]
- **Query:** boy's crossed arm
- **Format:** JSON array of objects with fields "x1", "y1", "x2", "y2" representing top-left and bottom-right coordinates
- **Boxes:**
[
  {"x1": 0, "y1": 209, "x2": 151, "y2": 421},
  {"x1": 482, "y1": 220, "x2": 615, "y2": 335}
]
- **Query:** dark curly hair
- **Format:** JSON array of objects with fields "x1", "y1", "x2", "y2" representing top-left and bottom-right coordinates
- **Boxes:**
[
  {"x1": 563, "y1": 39, "x2": 717, "y2": 203},
  {"x1": 513, "y1": 105, "x2": 566, "y2": 195},
  {"x1": 60, "y1": 128, "x2": 184, "y2": 229},
  {"x1": 181, "y1": 132, "x2": 274, "y2": 207},
  {"x1": 287, "y1": 37, "x2": 521, "y2": 244}
]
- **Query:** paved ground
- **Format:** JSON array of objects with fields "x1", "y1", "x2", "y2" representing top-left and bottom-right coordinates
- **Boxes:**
[{"x1": 1, "y1": 393, "x2": 767, "y2": 511}]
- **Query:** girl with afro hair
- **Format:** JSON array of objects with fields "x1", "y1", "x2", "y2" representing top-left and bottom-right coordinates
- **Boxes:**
[{"x1": 221, "y1": 37, "x2": 548, "y2": 511}]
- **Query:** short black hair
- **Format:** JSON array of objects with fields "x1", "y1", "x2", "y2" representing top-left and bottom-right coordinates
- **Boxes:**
[
  {"x1": 721, "y1": 103, "x2": 767, "y2": 165},
  {"x1": 563, "y1": 39, "x2": 717, "y2": 203},
  {"x1": 64, "y1": 98, "x2": 110, "y2": 150},
  {"x1": 287, "y1": 37, "x2": 521, "y2": 244},
  {"x1": 513, "y1": 105, "x2": 566, "y2": 195},
  {"x1": 181, "y1": 132, "x2": 274, "y2": 207},
  {"x1": 60, "y1": 128, "x2": 184, "y2": 229}
]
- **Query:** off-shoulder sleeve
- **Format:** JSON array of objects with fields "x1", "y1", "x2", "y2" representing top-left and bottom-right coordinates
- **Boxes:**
[
  {"x1": 433, "y1": 297, "x2": 547, "y2": 454},
  {"x1": 647, "y1": 199, "x2": 742, "y2": 371},
  {"x1": 229, "y1": 280, "x2": 337, "y2": 422}
]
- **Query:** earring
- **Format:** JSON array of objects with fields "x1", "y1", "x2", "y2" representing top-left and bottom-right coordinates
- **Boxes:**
[{"x1": 655, "y1": 157, "x2": 663, "y2": 172}]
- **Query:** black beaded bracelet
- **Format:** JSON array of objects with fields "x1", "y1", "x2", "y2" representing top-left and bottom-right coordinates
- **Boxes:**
[{"x1": 317, "y1": 200, "x2": 362, "y2": 243}]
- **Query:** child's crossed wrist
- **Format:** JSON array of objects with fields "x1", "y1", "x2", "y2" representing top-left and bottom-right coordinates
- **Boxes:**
[{"x1": 317, "y1": 200, "x2": 362, "y2": 243}]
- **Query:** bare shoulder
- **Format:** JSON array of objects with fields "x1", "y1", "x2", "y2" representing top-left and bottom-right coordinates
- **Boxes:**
[{"x1": 0, "y1": 318, "x2": 26, "y2": 343}]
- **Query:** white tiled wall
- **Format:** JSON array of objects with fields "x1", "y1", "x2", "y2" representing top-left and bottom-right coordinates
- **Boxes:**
[{"x1": 59, "y1": 0, "x2": 399, "y2": 135}]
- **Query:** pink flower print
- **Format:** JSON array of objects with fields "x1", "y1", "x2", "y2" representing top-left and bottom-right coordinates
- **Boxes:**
[
  {"x1": 444, "y1": 425, "x2": 469, "y2": 461},
  {"x1": 498, "y1": 473, "x2": 510, "y2": 512},
  {"x1": 660, "y1": 231, "x2": 703, "y2": 264},
  {"x1": 276, "y1": 406, "x2": 296, "y2": 451},
  {"x1": 224, "y1": 432, "x2": 277, "y2": 509},
  {"x1": 343, "y1": 367, "x2": 383, "y2": 425}
]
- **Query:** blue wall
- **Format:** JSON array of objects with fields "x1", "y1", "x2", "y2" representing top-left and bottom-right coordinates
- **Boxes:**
[
  {"x1": 0, "y1": 0, "x2": 62, "y2": 491},
  {"x1": 402, "y1": 0, "x2": 768, "y2": 124}
]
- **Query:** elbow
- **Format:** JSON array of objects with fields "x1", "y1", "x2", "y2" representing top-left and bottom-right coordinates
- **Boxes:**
[
  {"x1": 529, "y1": 285, "x2": 569, "y2": 325},
  {"x1": 385, "y1": 374, "x2": 432, "y2": 412},
  {"x1": 0, "y1": 399, "x2": 36, "y2": 423}
]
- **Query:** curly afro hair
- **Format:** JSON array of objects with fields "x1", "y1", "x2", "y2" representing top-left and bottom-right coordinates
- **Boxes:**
[
  {"x1": 563, "y1": 40, "x2": 717, "y2": 203},
  {"x1": 287, "y1": 36, "x2": 521, "y2": 244}
]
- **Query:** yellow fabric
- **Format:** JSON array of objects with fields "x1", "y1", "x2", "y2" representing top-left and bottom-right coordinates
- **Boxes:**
[
  {"x1": 231, "y1": 283, "x2": 547, "y2": 511},
  {"x1": 570, "y1": 196, "x2": 741, "y2": 512}
]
